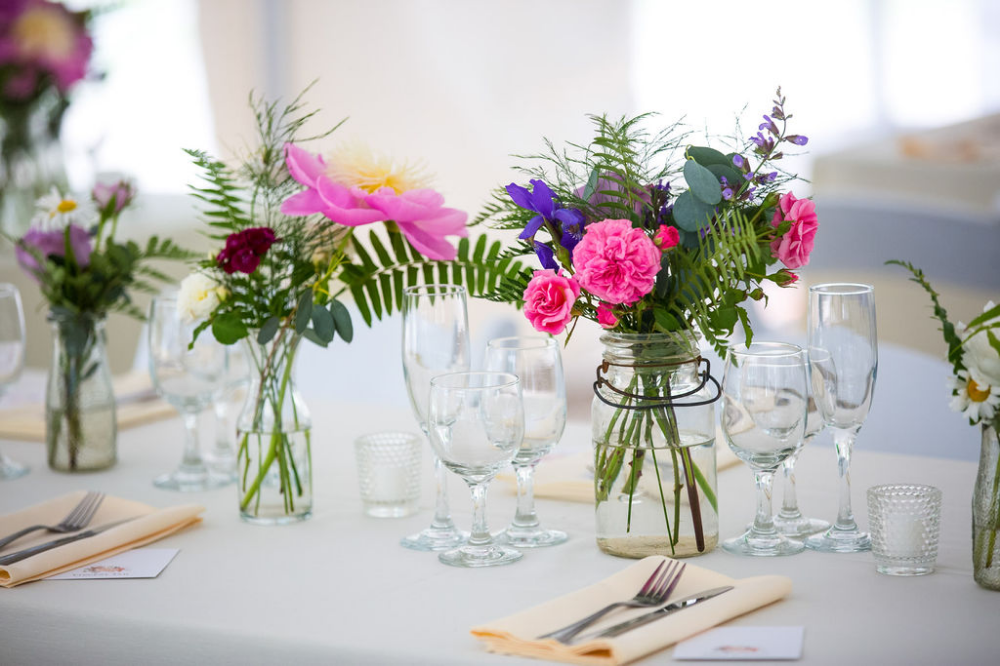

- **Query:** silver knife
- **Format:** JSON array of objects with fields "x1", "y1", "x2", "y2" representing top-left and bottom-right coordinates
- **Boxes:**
[
  {"x1": 0, "y1": 517, "x2": 140, "y2": 567},
  {"x1": 588, "y1": 586, "x2": 735, "y2": 640}
]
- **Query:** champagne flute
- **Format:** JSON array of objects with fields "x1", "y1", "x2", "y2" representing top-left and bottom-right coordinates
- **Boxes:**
[
  {"x1": 485, "y1": 336, "x2": 568, "y2": 548},
  {"x1": 400, "y1": 285, "x2": 470, "y2": 551},
  {"x1": 772, "y1": 349, "x2": 831, "y2": 537},
  {"x1": 428, "y1": 371, "x2": 524, "y2": 567},
  {"x1": 721, "y1": 342, "x2": 809, "y2": 557},
  {"x1": 148, "y1": 295, "x2": 231, "y2": 491},
  {"x1": 805, "y1": 283, "x2": 877, "y2": 553},
  {"x1": 0, "y1": 284, "x2": 28, "y2": 480}
]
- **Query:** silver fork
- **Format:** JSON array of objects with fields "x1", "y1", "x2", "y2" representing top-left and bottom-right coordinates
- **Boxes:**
[
  {"x1": 0, "y1": 491, "x2": 105, "y2": 551},
  {"x1": 539, "y1": 560, "x2": 687, "y2": 644}
]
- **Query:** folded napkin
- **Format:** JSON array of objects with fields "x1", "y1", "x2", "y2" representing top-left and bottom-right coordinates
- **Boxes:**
[
  {"x1": 0, "y1": 491, "x2": 203, "y2": 588},
  {"x1": 0, "y1": 372, "x2": 177, "y2": 442},
  {"x1": 472, "y1": 556, "x2": 791, "y2": 665},
  {"x1": 499, "y1": 430, "x2": 742, "y2": 504}
]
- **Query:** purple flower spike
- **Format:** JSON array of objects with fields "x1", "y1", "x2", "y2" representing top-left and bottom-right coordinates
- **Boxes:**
[
  {"x1": 767, "y1": 171, "x2": 778, "y2": 182},
  {"x1": 787, "y1": 134, "x2": 809, "y2": 146},
  {"x1": 722, "y1": 188, "x2": 734, "y2": 201},
  {"x1": 759, "y1": 115, "x2": 779, "y2": 135},
  {"x1": 732, "y1": 154, "x2": 745, "y2": 168}
]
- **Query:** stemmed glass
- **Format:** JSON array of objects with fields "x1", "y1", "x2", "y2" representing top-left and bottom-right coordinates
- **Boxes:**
[
  {"x1": 772, "y1": 350, "x2": 831, "y2": 537},
  {"x1": 148, "y1": 294, "x2": 231, "y2": 491},
  {"x1": 721, "y1": 342, "x2": 809, "y2": 557},
  {"x1": 400, "y1": 285, "x2": 470, "y2": 551},
  {"x1": 206, "y1": 345, "x2": 250, "y2": 478},
  {"x1": 485, "y1": 336, "x2": 568, "y2": 548},
  {"x1": 0, "y1": 283, "x2": 28, "y2": 480},
  {"x1": 805, "y1": 283, "x2": 878, "y2": 553},
  {"x1": 428, "y1": 371, "x2": 524, "y2": 567}
]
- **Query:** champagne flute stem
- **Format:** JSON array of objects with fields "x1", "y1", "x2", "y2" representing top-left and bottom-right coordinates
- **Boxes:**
[
  {"x1": 512, "y1": 463, "x2": 540, "y2": 530},
  {"x1": 467, "y1": 480, "x2": 491, "y2": 546},
  {"x1": 751, "y1": 469, "x2": 777, "y2": 536},
  {"x1": 214, "y1": 399, "x2": 230, "y2": 448},
  {"x1": 181, "y1": 411, "x2": 205, "y2": 472},
  {"x1": 430, "y1": 454, "x2": 454, "y2": 530},
  {"x1": 833, "y1": 427, "x2": 859, "y2": 531},
  {"x1": 779, "y1": 455, "x2": 802, "y2": 518}
]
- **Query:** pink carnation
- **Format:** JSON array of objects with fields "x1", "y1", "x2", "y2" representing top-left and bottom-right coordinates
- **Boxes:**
[
  {"x1": 596, "y1": 302, "x2": 618, "y2": 329},
  {"x1": 770, "y1": 192, "x2": 818, "y2": 270},
  {"x1": 0, "y1": 1, "x2": 93, "y2": 93},
  {"x1": 571, "y1": 219, "x2": 661, "y2": 305},
  {"x1": 654, "y1": 225, "x2": 680, "y2": 251},
  {"x1": 522, "y1": 270, "x2": 580, "y2": 335}
]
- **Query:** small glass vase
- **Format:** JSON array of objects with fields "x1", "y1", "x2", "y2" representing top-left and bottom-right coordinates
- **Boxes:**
[
  {"x1": 236, "y1": 332, "x2": 312, "y2": 525},
  {"x1": 973, "y1": 422, "x2": 1000, "y2": 590},
  {"x1": 592, "y1": 332, "x2": 719, "y2": 558},
  {"x1": 45, "y1": 311, "x2": 117, "y2": 472}
]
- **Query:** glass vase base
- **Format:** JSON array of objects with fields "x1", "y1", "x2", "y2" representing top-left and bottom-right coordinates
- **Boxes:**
[
  {"x1": 773, "y1": 515, "x2": 830, "y2": 538},
  {"x1": 805, "y1": 528, "x2": 872, "y2": 553},
  {"x1": 876, "y1": 562, "x2": 934, "y2": 576},
  {"x1": 240, "y1": 510, "x2": 312, "y2": 526},
  {"x1": 596, "y1": 534, "x2": 719, "y2": 559},
  {"x1": 438, "y1": 543, "x2": 523, "y2": 568},
  {"x1": 400, "y1": 525, "x2": 469, "y2": 551},
  {"x1": 0, "y1": 455, "x2": 28, "y2": 480},
  {"x1": 722, "y1": 531, "x2": 805, "y2": 557},
  {"x1": 495, "y1": 527, "x2": 568, "y2": 549},
  {"x1": 154, "y1": 470, "x2": 233, "y2": 492}
]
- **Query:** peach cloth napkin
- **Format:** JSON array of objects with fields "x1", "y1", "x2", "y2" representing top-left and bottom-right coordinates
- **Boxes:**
[
  {"x1": 499, "y1": 429, "x2": 742, "y2": 504},
  {"x1": 471, "y1": 556, "x2": 791, "y2": 666},
  {"x1": 0, "y1": 372, "x2": 177, "y2": 442},
  {"x1": 0, "y1": 491, "x2": 203, "y2": 588}
]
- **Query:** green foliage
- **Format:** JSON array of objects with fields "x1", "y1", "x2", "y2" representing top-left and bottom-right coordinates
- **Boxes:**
[{"x1": 887, "y1": 259, "x2": 965, "y2": 372}]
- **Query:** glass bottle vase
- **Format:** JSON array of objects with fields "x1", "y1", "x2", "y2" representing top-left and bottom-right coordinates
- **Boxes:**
[
  {"x1": 45, "y1": 312, "x2": 117, "y2": 472},
  {"x1": 973, "y1": 422, "x2": 1000, "y2": 590},
  {"x1": 591, "y1": 332, "x2": 719, "y2": 558},
  {"x1": 236, "y1": 332, "x2": 313, "y2": 525}
]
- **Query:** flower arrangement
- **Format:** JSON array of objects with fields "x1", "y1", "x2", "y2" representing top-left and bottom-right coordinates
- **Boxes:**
[
  {"x1": 10, "y1": 180, "x2": 187, "y2": 470},
  {"x1": 479, "y1": 89, "x2": 816, "y2": 556},
  {"x1": 181, "y1": 89, "x2": 521, "y2": 521}
]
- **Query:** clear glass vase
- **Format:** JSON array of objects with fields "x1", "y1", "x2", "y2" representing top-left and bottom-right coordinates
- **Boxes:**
[
  {"x1": 973, "y1": 422, "x2": 1000, "y2": 590},
  {"x1": 237, "y1": 332, "x2": 312, "y2": 525},
  {"x1": 45, "y1": 312, "x2": 117, "y2": 472},
  {"x1": 592, "y1": 332, "x2": 719, "y2": 558}
]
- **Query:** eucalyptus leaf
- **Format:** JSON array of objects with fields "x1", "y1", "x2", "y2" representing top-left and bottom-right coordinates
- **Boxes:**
[
  {"x1": 302, "y1": 328, "x2": 329, "y2": 348},
  {"x1": 294, "y1": 290, "x2": 314, "y2": 334},
  {"x1": 673, "y1": 191, "x2": 716, "y2": 232},
  {"x1": 686, "y1": 146, "x2": 730, "y2": 167},
  {"x1": 311, "y1": 306, "x2": 335, "y2": 343},
  {"x1": 257, "y1": 316, "x2": 280, "y2": 345},
  {"x1": 684, "y1": 160, "x2": 722, "y2": 205},
  {"x1": 330, "y1": 300, "x2": 353, "y2": 343},
  {"x1": 706, "y1": 164, "x2": 742, "y2": 189}
]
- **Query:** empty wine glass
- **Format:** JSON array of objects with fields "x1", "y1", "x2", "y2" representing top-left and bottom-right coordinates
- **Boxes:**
[
  {"x1": 400, "y1": 285, "x2": 470, "y2": 551},
  {"x1": 772, "y1": 349, "x2": 831, "y2": 537},
  {"x1": 485, "y1": 336, "x2": 568, "y2": 548},
  {"x1": 0, "y1": 283, "x2": 28, "y2": 480},
  {"x1": 806, "y1": 283, "x2": 877, "y2": 553},
  {"x1": 207, "y1": 344, "x2": 250, "y2": 478},
  {"x1": 428, "y1": 371, "x2": 524, "y2": 567},
  {"x1": 148, "y1": 294, "x2": 231, "y2": 491},
  {"x1": 722, "y1": 342, "x2": 809, "y2": 557}
]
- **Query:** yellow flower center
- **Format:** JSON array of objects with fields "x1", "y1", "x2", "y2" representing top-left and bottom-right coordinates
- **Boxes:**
[
  {"x1": 56, "y1": 199, "x2": 78, "y2": 213},
  {"x1": 12, "y1": 7, "x2": 76, "y2": 61},
  {"x1": 968, "y1": 378, "x2": 991, "y2": 403},
  {"x1": 326, "y1": 141, "x2": 430, "y2": 194}
]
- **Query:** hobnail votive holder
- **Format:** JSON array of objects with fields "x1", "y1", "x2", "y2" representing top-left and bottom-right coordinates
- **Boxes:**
[
  {"x1": 355, "y1": 432, "x2": 422, "y2": 518},
  {"x1": 867, "y1": 484, "x2": 942, "y2": 576}
]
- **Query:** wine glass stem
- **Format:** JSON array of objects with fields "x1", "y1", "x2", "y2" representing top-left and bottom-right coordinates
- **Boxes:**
[
  {"x1": 181, "y1": 411, "x2": 206, "y2": 472},
  {"x1": 214, "y1": 398, "x2": 230, "y2": 449},
  {"x1": 779, "y1": 455, "x2": 801, "y2": 518},
  {"x1": 467, "y1": 480, "x2": 491, "y2": 546},
  {"x1": 752, "y1": 469, "x2": 777, "y2": 536},
  {"x1": 430, "y1": 455, "x2": 454, "y2": 530},
  {"x1": 512, "y1": 462, "x2": 540, "y2": 530},
  {"x1": 833, "y1": 427, "x2": 859, "y2": 531}
]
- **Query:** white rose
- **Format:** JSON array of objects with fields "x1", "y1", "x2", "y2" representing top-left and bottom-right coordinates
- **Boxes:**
[
  {"x1": 963, "y1": 301, "x2": 1000, "y2": 387},
  {"x1": 177, "y1": 273, "x2": 222, "y2": 323}
]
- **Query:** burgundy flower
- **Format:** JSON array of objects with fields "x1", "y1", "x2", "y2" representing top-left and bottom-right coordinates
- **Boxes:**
[{"x1": 216, "y1": 227, "x2": 277, "y2": 275}]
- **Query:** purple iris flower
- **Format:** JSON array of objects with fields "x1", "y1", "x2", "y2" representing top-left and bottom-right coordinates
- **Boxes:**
[{"x1": 506, "y1": 179, "x2": 586, "y2": 265}]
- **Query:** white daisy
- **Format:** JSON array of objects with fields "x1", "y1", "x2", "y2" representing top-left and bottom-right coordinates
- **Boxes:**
[
  {"x1": 962, "y1": 301, "x2": 1000, "y2": 387},
  {"x1": 948, "y1": 365, "x2": 1000, "y2": 424},
  {"x1": 30, "y1": 187, "x2": 97, "y2": 231}
]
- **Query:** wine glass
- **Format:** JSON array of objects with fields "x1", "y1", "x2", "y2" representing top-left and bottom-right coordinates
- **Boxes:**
[
  {"x1": 721, "y1": 342, "x2": 809, "y2": 557},
  {"x1": 805, "y1": 283, "x2": 877, "y2": 553},
  {"x1": 148, "y1": 294, "x2": 231, "y2": 491},
  {"x1": 0, "y1": 283, "x2": 28, "y2": 480},
  {"x1": 207, "y1": 344, "x2": 250, "y2": 478},
  {"x1": 400, "y1": 285, "x2": 470, "y2": 551},
  {"x1": 485, "y1": 336, "x2": 568, "y2": 548},
  {"x1": 428, "y1": 371, "x2": 524, "y2": 567},
  {"x1": 772, "y1": 349, "x2": 832, "y2": 537}
]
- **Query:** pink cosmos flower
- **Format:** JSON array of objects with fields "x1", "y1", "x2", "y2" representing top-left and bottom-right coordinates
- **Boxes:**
[
  {"x1": 16, "y1": 224, "x2": 92, "y2": 279},
  {"x1": 596, "y1": 302, "x2": 618, "y2": 329},
  {"x1": 0, "y1": 1, "x2": 93, "y2": 94},
  {"x1": 770, "y1": 192, "x2": 818, "y2": 270},
  {"x1": 522, "y1": 269, "x2": 580, "y2": 335},
  {"x1": 654, "y1": 225, "x2": 680, "y2": 251},
  {"x1": 92, "y1": 180, "x2": 136, "y2": 215},
  {"x1": 571, "y1": 219, "x2": 661, "y2": 305},
  {"x1": 280, "y1": 143, "x2": 467, "y2": 261}
]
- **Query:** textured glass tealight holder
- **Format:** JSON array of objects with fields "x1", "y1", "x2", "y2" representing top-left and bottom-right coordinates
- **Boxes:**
[
  {"x1": 867, "y1": 484, "x2": 942, "y2": 576},
  {"x1": 355, "y1": 432, "x2": 423, "y2": 518}
]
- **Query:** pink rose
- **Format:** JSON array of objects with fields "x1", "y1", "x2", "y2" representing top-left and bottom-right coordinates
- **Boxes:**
[
  {"x1": 770, "y1": 192, "x2": 818, "y2": 270},
  {"x1": 571, "y1": 218, "x2": 661, "y2": 305},
  {"x1": 596, "y1": 302, "x2": 618, "y2": 329},
  {"x1": 654, "y1": 225, "x2": 680, "y2": 251},
  {"x1": 522, "y1": 269, "x2": 580, "y2": 335}
]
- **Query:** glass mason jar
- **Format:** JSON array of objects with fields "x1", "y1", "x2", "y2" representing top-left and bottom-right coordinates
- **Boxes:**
[
  {"x1": 237, "y1": 332, "x2": 313, "y2": 525},
  {"x1": 46, "y1": 311, "x2": 117, "y2": 472},
  {"x1": 973, "y1": 422, "x2": 1000, "y2": 590},
  {"x1": 592, "y1": 332, "x2": 719, "y2": 558}
]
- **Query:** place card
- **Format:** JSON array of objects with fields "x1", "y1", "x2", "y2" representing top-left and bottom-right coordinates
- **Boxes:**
[
  {"x1": 673, "y1": 626, "x2": 805, "y2": 661},
  {"x1": 47, "y1": 548, "x2": 179, "y2": 580}
]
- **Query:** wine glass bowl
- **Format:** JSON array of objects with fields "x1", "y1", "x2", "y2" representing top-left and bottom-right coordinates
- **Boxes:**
[{"x1": 0, "y1": 283, "x2": 28, "y2": 480}]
